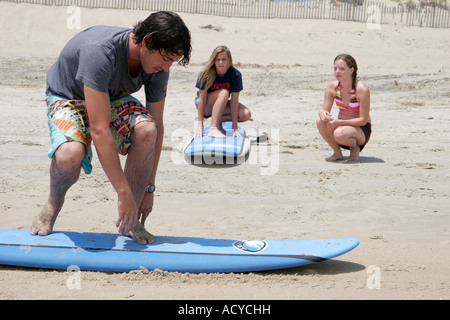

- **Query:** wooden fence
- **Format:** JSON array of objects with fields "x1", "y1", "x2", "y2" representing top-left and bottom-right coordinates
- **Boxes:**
[{"x1": 2, "y1": 0, "x2": 450, "y2": 28}]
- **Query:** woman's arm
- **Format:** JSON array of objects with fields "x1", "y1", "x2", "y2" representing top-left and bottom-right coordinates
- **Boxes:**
[
  {"x1": 229, "y1": 92, "x2": 241, "y2": 137},
  {"x1": 229, "y1": 91, "x2": 239, "y2": 127},
  {"x1": 195, "y1": 89, "x2": 207, "y2": 137},
  {"x1": 319, "y1": 82, "x2": 337, "y2": 123}
]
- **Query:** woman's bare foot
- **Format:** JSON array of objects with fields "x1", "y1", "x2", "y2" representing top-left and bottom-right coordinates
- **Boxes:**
[
  {"x1": 208, "y1": 127, "x2": 226, "y2": 138},
  {"x1": 130, "y1": 222, "x2": 155, "y2": 245},
  {"x1": 347, "y1": 146, "x2": 360, "y2": 162},
  {"x1": 325, "y1": 152, "x2": 344, "y2": 162}
]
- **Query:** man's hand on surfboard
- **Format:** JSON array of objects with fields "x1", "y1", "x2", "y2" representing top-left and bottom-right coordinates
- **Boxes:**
[{"x1": 116, "y1": 193, "x2": 138, "y2": 236}]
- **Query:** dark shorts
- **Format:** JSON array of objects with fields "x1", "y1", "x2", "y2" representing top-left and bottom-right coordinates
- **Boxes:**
[{"x1": 339, "y1": 122, "x2": 372, "y2": 151}]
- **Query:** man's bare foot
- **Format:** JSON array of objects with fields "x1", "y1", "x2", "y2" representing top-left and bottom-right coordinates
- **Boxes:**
[
  {"x1": 208, "y1": 127, "x2": 226, "y2": 138},
  {"x1": 325, "y1": 152, "x2": 344, "y2": 162},
  {"x1": 130, "y1": 222, "x2": 155, "y2": 245},
  {"x1": 30, "y1": 204, "x2": 58, "y2": 236}
]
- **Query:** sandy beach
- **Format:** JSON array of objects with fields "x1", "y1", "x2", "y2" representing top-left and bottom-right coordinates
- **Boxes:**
[{"x1": 0, "y1": 2, "x2": 449, "y2": 300}]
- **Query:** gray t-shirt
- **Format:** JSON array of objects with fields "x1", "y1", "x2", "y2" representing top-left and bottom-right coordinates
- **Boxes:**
[{"x1": 46, "y1": 26, "x2": 169, "y2": 103}]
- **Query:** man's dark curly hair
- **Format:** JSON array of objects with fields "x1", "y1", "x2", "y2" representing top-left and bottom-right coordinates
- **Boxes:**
[{"x1": 132, "y1": 11, "x2": 191, "y2": 66}]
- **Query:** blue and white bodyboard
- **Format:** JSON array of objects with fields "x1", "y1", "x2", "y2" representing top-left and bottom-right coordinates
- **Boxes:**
[{"x1": 184, "y1": 122, "x2": 250, "y2": 163}]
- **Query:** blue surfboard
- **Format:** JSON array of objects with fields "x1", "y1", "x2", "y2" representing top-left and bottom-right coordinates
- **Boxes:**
[
  {"x1": 0, "y1": 228, "x2": 359, "y2": 273},
  {"x1": 184, "y1": 122, "x2": 251, "y2": 162}
]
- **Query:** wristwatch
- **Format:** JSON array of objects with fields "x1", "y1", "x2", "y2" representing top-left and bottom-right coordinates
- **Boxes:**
[{"x1": 146, "y1": 184, "x2": 156, "y2": 194}]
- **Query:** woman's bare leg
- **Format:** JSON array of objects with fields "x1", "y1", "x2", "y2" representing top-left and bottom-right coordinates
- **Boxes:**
[{"x1": 316, "y1": 117, "x2": 343, "y2": 162}]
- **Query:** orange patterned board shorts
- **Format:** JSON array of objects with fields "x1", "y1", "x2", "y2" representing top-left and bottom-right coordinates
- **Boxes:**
[{"x1": 46, "y1": 95, "x2": 154, "y2": 174}]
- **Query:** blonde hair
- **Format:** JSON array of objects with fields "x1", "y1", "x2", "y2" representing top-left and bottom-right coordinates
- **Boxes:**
[{"x1": 197, "y1": 46, "x2": 233, "y2": 91}]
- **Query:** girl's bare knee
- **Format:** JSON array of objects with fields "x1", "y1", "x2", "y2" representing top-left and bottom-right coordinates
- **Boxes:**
[
  {"x1": 239, "y1": 107, "x2": 251, "y2": 122},
  {"x1": 333, "y1": 127, "x2": 345, "y2": 141},
  {"x1": 316, "y1": 117, "x2": 323, "y2": 128},
  {"x1": 216, "y1": 89, "x2": 230, "y2": 100}
]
